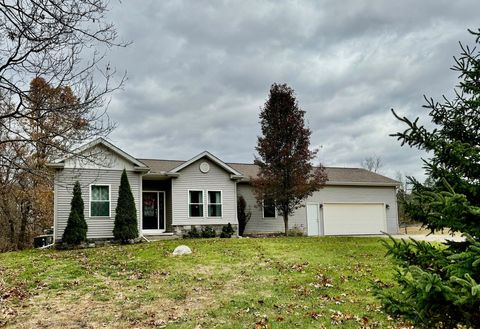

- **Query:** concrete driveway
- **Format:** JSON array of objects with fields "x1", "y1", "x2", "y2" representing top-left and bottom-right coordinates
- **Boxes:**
[{"x1": 389, "y1": 233, "x2": 465, "y2": 242}]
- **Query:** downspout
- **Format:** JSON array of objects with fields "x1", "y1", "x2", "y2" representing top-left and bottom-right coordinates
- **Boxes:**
[
  {"x1": 234, "y1": 180, "x2": 239, "y2": 237},
  {"x1": 139, "y1": 170, "x2": 147, "y2": 242},
  {"x1": 52, "y1": 168, "x2": 58, "y2": 245}
]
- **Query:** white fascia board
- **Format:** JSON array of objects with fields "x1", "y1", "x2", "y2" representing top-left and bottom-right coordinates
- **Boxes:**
[
  {"x1": 48, "y1": 137, "x2": 149, "y2": 169},
  {"x1": 169, "y1": 151, "x2": 243, "y2": 176}
]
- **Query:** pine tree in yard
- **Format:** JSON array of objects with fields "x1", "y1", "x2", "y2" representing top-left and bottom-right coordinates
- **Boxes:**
[
  {"x1": 62, "y1": 181, "x2": 87, "y2": 245},
  {"x1": 252, "y1": 83, "x2": 328, "y2": 235},
  {"x1": 113, "y1": 169, "x2": 138, "y2": 243},
  {"x1": 376, "y1": 29, "x2": 480, "y2": 328}
]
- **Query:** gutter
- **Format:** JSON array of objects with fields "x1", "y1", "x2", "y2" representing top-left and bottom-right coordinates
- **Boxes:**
[
  {"x1": 46, "y1": 163, "x2": 64, "y2": 169},
  {"x1": 238, "y1": 177, "x2": 398, "y2": 187},
  {"x1": 143, "y1": 171, "x2": 180, "y2": 178},
  {"x1": 133, "y1": 166, "x2": 150, "y2": 173},
  {"x1": 325, "y1": 181, "x2": 400, "y2": 187}
]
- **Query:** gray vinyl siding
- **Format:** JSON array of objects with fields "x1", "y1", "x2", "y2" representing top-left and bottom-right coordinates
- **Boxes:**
[
  {"x1": 171, "y1": 158, "x2": 237, "y2": 225},
  {"x1": 238, "y1": 183, "x2": 399, "y2": 235},
  {"x1": 54, "y1": 168, "x2": 142, "y2": 240},
  {"x1": 237, "y1": 183, "x2": 292, "y2": 233}
]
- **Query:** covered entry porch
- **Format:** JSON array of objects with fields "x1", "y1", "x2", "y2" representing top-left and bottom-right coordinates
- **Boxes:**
[{"x1": 141, "y1": 177, "x2": 174, "y2": 237}]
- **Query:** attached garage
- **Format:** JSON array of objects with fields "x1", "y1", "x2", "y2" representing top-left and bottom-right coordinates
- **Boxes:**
[
  {"x1": 322, "y1": 203, "x2": 386, "y2": 235},
  {"x1": 235, "y1": 165, "x2": 400, "y2": 236}
]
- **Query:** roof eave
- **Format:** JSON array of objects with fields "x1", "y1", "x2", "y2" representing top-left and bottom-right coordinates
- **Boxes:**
[
  {"x1": 326, "y1": 181, "x2": 399, "y2": 187},
  {"x1": 237, "y1": 178, "x2": 398, "y2": 187},
  {"x1": 133, "y1": 166, "x2": 150, "y2": 173},
  {"x1": 53, "y1": 137, "x2": 149, "y2": 169},
  {"x1": 143, "y1": 171, "x2": 180, "y2": 178},
  {"x1": 46, "y1": 162, "x2": 65, "y2": 169},
  {"x1": 230, "y1": 174, "x2": 245, "y2": 180}
]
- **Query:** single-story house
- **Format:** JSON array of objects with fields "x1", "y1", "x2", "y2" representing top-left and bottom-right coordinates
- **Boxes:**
[{"x1": 47, "y1": 138, "x2": 400, "y2": 241}]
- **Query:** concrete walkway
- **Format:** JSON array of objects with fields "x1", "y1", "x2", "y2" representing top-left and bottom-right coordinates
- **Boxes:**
[{"x1": 389, "y1": 233, "x2": 465, "y2": 242}]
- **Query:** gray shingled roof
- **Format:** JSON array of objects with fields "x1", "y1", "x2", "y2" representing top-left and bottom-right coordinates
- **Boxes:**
[
  {"x1": 139, "y1": 159, "x2": 184, "y2": 173},
  {"x1": 138, "y1": 158, "x2": 399, "y2": 186}
]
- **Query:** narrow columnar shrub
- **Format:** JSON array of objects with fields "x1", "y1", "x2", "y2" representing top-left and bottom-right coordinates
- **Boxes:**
[
  {"x1": 113, "y1": 169, "x2": 138, "y2": 243},
  {"x1": 62, "y1": 181, "x2": 87, "y2": 245}
]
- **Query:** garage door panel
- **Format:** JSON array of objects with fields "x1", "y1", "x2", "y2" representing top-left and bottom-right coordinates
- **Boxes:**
[{"x1": 323, "y1": 203, "x2": 385, "y2": 235}]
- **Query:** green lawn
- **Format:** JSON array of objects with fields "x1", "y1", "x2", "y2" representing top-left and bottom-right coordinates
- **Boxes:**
[{"x1": 0, "y1": 237, "x2": 409, "y2": 328}]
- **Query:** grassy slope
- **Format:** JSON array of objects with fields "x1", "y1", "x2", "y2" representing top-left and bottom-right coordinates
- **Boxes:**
[{"x1": 0, "y1": 237, "x2": 407, "y2": 328}]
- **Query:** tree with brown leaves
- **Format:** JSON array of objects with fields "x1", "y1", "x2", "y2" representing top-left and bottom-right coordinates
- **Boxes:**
[
  {"x1": 0, "y1": 0, "x2": 126, "y2": 172},
  {"x1": 1, "y1": 77, "x2": 89, "y2": 249},
  {"x1": 0, "y1": 1, "x2": 126, "y2": 250},
  {"x1": 252, "y1": 83, "x2": 328, "y2": 235}
]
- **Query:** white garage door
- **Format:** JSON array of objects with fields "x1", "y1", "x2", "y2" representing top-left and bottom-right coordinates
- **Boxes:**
[{"x1": 323, "y1": 203, "x2": 386, "y2": 235}]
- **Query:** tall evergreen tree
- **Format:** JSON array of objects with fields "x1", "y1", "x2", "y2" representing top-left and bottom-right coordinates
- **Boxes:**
[
  {"x1": 113, "y1": 169, "x2": 138, "y2": 243},
  {"x1": 237, "y1": 196, "x2": 251, "y2": 236},
  {"x1": 252, "y1": 83, "x2": 328, "y2": 235},
  {"x1": 377, "y1": 29, "x2": 480, "y2": 327},
  {"x1": 62, "y1": 181, "x2": 87, "y2": 244}
]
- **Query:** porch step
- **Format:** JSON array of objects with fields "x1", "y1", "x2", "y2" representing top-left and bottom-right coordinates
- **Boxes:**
[{"x1": 142, "y1": 234, "x2": 179, "y2": 241}]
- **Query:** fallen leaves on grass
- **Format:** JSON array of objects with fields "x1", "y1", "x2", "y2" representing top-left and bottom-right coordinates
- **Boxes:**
[
  {"x1": 294, "y1": 285, "x2": 312, "y2": 297},
  {"x1": 1, "y1": 306, "x2": 17, "y2": 317},
  {"x1": 254, "y1": 316, "x2": 270, "y2": 329},
  {"x1": 1, "y1": 286, "x2": 29, "y2": 301},
  {"x1": 314, "y1": 273, "x2": 334, "y2": 288},
  {"x1": 328, "y1": 309, "x2": 381, "y2": 328},
  {"x1": 306, "y1": 310, "x2": 323, "y2": 319},
  {"x1": 317, "y1": 294, "x2": 347, "y2": 305},
  {"x1": 272, "y1": 261, "x2": 309, "y2": 273}
]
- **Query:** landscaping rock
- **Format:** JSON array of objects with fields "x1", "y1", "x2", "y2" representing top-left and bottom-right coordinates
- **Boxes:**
[{"x1": 172, "y1": 245, "x2": 192, "y2": 256}]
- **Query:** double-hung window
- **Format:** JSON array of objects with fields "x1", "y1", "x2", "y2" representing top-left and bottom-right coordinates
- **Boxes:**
[
  {"x1": 208, "y1": 191, "x2": 222, "y2": 217},
  {"x1": 189, "y1": 190, "x2": 204, "y2": 217},
  {"x1": 91, "y1": 185, "x2": 110, "y2": 217},
  {"x1": 263, "y1": 199, "x2": 276, "y2": 218}
]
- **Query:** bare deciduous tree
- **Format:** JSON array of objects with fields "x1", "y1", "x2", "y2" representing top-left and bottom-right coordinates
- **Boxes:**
[
  {"x1": 361, "y1": 155, "x2": 382, "y2": 173},
  {"x1": 0, "y1": 0, "x2": 127, "y2": 171},
  {"x1": 0, "y1": 0, "x2": 127, "y2": 250}
]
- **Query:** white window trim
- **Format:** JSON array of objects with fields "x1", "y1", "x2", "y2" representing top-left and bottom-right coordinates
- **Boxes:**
[
  {"x1": 207, "y1": 190, "x2": 223, "y2": 218},
  {"x1": 188, "y1": 189, "x2": 205, "y2": 218},
  {"x1": 262, "y1": 199, "x2": 277, "y2": 219},
  {"x1": 89, "y1": 184, "x2": 111, "y2": 218}
]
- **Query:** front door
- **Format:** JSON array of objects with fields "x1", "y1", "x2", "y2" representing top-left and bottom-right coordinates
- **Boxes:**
[{"x1": 142, "y1": 192, "x2": 165, "y2": 231}]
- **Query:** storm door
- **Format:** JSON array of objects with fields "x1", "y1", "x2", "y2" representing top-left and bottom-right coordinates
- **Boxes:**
[{"x1": 142, "y1": 192, "x2": 165, "y2": 231}]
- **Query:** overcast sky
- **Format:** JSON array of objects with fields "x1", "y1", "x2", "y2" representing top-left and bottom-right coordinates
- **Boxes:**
[{"x1": 103, "y1": 1, "x2": 480, "y2": 182}]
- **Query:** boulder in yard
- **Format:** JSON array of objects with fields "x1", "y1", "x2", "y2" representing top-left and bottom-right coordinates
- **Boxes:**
[{"x1": 172, "y1": 245, "x2": 192, "y2": 256}]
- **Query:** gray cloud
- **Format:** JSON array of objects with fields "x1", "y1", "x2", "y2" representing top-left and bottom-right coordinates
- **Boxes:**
[{"x1": 103, "y1": 0, "x2": 480, "y2": 182}]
